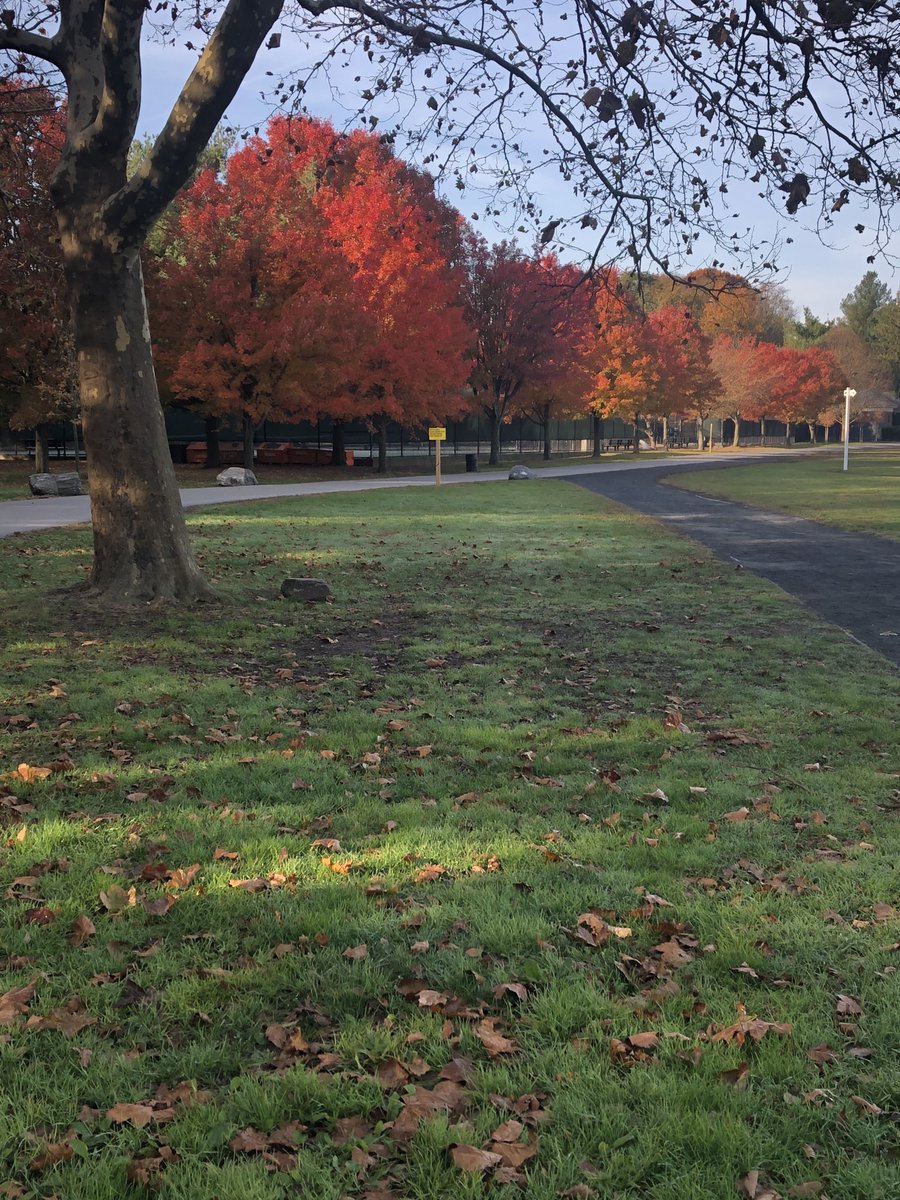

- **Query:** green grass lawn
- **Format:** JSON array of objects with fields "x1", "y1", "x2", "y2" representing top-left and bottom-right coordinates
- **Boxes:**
[
  {"x1": 671, "y1": 447, "x2": 900, "y2": 540},
  {"x1": 1, "y1": 482, "x2": 898, "y2": 1200}
]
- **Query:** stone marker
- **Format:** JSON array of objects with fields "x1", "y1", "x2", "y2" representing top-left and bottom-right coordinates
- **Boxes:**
[
  {"x1": 281, "y1": 577, "x2": 333, "y2": 602},
  {"x1": 216, "y1": 467, "x2": 258, "y2": 486},
  {"x1": 508, "y1": 464, "x2": 534, "y2": 480},
  {"x1": 29, "y1": 471, "x2": 84, "y2": 497}
]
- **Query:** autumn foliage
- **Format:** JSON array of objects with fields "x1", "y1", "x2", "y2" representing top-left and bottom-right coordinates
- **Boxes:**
[{"x1": 148, "y1": 117, "x2": 471, "y2": 467}]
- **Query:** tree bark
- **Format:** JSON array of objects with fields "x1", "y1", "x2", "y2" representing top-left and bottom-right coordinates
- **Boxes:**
[
  {"x1": 661, "y1": 415, "x2": 668, "y2": 447},
  {"x1": 542, "y1": 402, "x2": 552, "y2": 460},
  {"x1": 632, "y1": 414, "x2": 641, "y2": 454},
  {"x1": 34, "y1": 422, "x2": 51, "y2": 473},
  {"x1": 697, "y1": 422, "x2": 704, "y2": 451},
  {"x1": 205, "y1": 413, "x2": 221, "y2": 469},
  {"x1": 377, "y1": 416, "x2": 388, "y2": 473},
  {"x1": 785, "y1": 421, "x2": 792, "y2": 445},
  {"x1": 331, "y1": 418, "x2": 346, "y2": 466},
  {"x1": 592, "y1": 413, "x2": 602, "y2": 457},
  {"x1": 732, "y1": 416, "x2": 740, "y2": 447},
  {"x1": 487, "y1": 409, "x2": 501, "y2": 465},
  {"x1": 67, "y1": 251, "x2": 212, "y2": 603},
  {"x1": 241, "y1": 411, "x2": 255, "y2": 471},
  {"x1": 707, "y1": 421, "x2": 714, "y2": 451}
]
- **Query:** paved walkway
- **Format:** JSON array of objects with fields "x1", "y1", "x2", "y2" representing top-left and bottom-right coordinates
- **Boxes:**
[
  {"x1": 3, "y1": 450, "x2": 897, "y2": 666},
  {"x1": 0, "y1": 452, "x2": 769, "y2": 539},
  {"x1": 564, "y1": 459, "x2": 900, "y2": 667}
]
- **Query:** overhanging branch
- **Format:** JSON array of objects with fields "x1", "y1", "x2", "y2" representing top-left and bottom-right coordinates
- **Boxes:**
[
  {"x1": 104, "y1": 0, "x2": 285, "y2": 249},
  {"x1": 0, "y1": 24, "x2": 64, "y2": 68}
]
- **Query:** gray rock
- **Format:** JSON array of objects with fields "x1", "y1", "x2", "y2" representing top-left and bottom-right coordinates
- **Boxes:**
[
  {"x1": 280, "y1": 577, "x2": 333, "y2": 602},
  {"x1": 216, "y1": 467, "x2": 258, "y2": 486},
  {"x1": 508, "y1": 464, "x2": 535, "y2": 480},
  {"x1": 29, "y1": 471, "x2": 84, "y2": 497}
]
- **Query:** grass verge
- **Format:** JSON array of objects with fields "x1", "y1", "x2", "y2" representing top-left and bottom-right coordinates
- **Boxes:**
[
  {"x1": 670, "y1": 447, "x2": 900, "y2": 540},
  {"x1": 0, "y1": 481, "x2": 898, "y2": 1200}
]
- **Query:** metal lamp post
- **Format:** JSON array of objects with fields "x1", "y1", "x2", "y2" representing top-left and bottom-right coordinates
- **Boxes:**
[{"x1": 842, "y1": 387, "x2": 857, "y2": 472}]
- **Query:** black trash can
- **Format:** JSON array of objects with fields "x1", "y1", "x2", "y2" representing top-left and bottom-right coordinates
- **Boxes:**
[{"x1": 465, "y1": 453, "x2": 479, "y2": 473}]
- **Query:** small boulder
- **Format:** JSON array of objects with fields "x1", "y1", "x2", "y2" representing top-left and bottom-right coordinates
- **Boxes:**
[
  {"x1": 281, "y1": 577, "x2": 333, "y2": 602},
  {"x1": 508, "y1": 465, "x2": 535, "y2": 480},
  {"x1": 216, "y1": 467, "x2": 258, "y2": 486},
  {"x1": 29, "y1": 471, "x2": 84, "y2": 497}
]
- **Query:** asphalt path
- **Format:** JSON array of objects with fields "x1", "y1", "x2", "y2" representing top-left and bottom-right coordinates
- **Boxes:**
[
  {"x1": 564, "y1": 459, "x2": 900, "y2": 667},
  {"x1": 2, "y1": 450, "x2": 897, "y2": 666},
  {"x1": 0, "y1": 451, "x2": 768, "y2": 539}
]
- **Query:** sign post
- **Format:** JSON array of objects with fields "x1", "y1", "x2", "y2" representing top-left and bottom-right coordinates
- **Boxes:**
[
  {"x1": 842, "y1": 387, "x2": 856, "y2": 472},
  {"x1": 428, "y1": 427, "x2": 446, "y2": 485}
]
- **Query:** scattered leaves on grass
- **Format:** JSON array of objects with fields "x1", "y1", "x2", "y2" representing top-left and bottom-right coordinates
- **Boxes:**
[{"x1": 710, "y1": 1005, "x2": 792, "y2": 1045}]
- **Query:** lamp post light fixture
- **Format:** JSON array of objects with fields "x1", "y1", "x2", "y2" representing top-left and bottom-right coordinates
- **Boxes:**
[{"x1": 842, "y1": 387, "x2": 857, "y2": 472}]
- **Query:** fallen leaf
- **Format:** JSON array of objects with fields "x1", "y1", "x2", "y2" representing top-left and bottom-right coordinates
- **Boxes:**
[
  {"x1": 106, "y1": 1102, "x2": 156, "y2": 1128},
  {"x1": 0, "y1": 981, "x2": 35, "y2": 1025},
  {"x1": 450, "y1": 1143, "x2": 503, "y2": 1172},
  {"x1": 475, "y1": 1018, "x2": 519, "y2": 1056},
  {"x1": 343, "y1": 943, "x2": 368, "y2": 960}
]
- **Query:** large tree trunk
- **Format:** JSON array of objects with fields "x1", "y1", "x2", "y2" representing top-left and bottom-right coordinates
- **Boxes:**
[
  {"x1": 331, "y1": 418, "x2": 346, "y2": 466},
  {"x1": 592, "y1": 413, "x2": 602, "y2": 457},
  {"x1": 785, "y1": 421, "x2": 792, "y2": 445},
  {"x1": 241, "y1": 411, "x2": 255, "y2": 471},
  {"x1": 632, "y1": 414, "x2": 641, "y2": 454},
  {"x1": 34, "y1": 422, "x2": 51, "y2": 473},
  {"x1": 377, "y1": 416, "x2": 388, "y2": 473},
  {"x1": 732, "y1": 416, "x2": 740, "y2": 447},
  {"x1": 661, "y1": 415, "x2": 668, "y2": 447},
  {"x1": 205, "y1": 413, "x2": 221, "y2": 469},
  {"x1": 487, "y1": 409, "x2": 501, "y2": 465},
  {"x1": 696, "y1": 422, "x2": 704, "y2": 451},
  {"x1": 67, "y1": 252, "x2": 212, "y2": 604},
  {"x1": 542, "y1": 403, "x2": 552, "y2": 460}
]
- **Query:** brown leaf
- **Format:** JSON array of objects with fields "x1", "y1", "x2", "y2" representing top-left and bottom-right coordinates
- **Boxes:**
[
  {"x1": 0, "y1": 982, "x2": 36, "y2": 1026},
  {"x1": 24, "y1": 905, "x2": 57, "y2": 925},
  {"x1": 719, "y1": 1062, "x2": 749, "y2": 1090},
  {"x1": 723, "y1": 807, "x2": 750, "y2": 823},
  {"x1": 228, "y1": 877, "x2": 269, "y2": 893},
  {"x1": 68, "y1": 915, "x2": 96, "y2": 947},
  {"x1": 27, "y1": 1140, "x2": 75, "y2": 1173},
  {"x1": 806, "y1": 1044, "x2": 837, "y2": 1065},
  {"x1": 835, "y1": 993, "x2": 862, "y2": 1016},
  {"x1": 850, "y1": 1095, "x2": 882, "y2": 1115},
  {"x1": 450, "y1": 1143, "x2": 503, "y2": 1172},
  {"x1": 375, "y1": 1058, "x2": 409, "y2": 1087},
  {"x1": 475, "y1": 1018, "x2": 519, "y2": 1056},
  {"x1": 106, "y1": 1102, "x2": 156, "y2": 1128},
  {"x1": 311, "y1": 838, "x2": 342, "y2": 852},
  {"x1": 493, "y1": 982, "x2": 529, "y2": 1002},
  {"x1": 213, "y1": 847, "x2": 240, "y2": 861},
  {"x1": 229, "y1": 1126, "x2": 272, "y2": 1153},
  {"x1": 142, "y1": 894, "x2": 176, "y2": 916},
  {"x1": 491, "y1": 1139, "x2": 537, "y2": 1168},
  {"x1": 343, "y1": 943, "x2": 368, "y2": 960},
  {"x1": 99, "y1": 884, "x2": 137, "y2": 913},
  {"x1": 491, "y1": 1119, "x2": 525, "y2": 1142}
]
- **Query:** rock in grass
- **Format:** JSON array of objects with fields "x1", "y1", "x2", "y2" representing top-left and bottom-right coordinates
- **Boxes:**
[
  {"x1": 29, "y1": 471, "x2": 84, "y2": 497},
  {"x1": 216, "y1": 467, "x2": 258, "y2": 486},
  {"x1": 508, "y1": 464, "x2": 534, "y2": 480},
  {"x1": 281, "y1": 577, "x2": 332, "y2": 602}
]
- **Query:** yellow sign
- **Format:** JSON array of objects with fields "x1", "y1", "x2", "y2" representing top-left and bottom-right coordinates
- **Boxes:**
[{"x1": 428, "y1": 427, "x2": 447, "y2": 441}]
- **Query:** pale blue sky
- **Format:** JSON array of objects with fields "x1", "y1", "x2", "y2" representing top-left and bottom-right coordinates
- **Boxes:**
[{"x1": 138, "y1": 38, "x2": 899, "y2": 323}]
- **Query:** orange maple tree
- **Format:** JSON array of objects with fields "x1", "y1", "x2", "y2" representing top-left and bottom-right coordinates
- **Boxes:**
[
  {"x1": 647, "y1": 306, "x2": 720, "y2": 448},
  {"x1": 149, "y1": 116, "x2": 471, "y2": 469},
  {"x1": 586, "y1": 270, "x2": 658, "y2": 453}
]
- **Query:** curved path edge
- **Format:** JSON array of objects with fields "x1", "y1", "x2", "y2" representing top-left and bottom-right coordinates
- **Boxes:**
[{"x1": 563, "y1": 459, "x2": 900, "y2": 668}]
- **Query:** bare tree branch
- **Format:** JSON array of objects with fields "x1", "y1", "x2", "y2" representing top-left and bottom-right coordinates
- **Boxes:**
[{"x1": 103, "y1": 0, "x2": 285, "y2": 249}]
